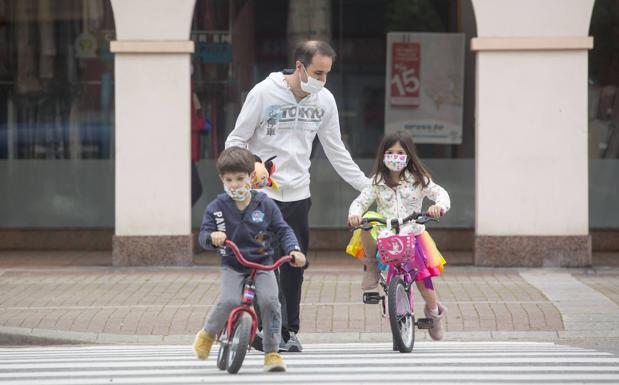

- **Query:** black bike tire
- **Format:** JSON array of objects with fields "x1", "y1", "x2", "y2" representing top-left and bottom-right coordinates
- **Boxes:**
[
  {"x1": 216, "y1": 330, "x2": 228, "y2": 370},
  {"x1": 226, "y1": 313, "x2": 252, "y2": 374},
  {"x1": 387, "y1": 277, "x2": 415, "y2": 353}
]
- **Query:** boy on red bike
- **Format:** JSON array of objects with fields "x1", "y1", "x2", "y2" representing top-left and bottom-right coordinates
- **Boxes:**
[{"x1": 193, "y1": 147, "x2": 306, "y2": 372}]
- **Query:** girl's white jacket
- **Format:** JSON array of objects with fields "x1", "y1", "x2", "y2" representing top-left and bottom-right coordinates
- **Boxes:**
[
  {"x1": 226, "y1": 72, "x2": 369, "y2": 202},
  {"x1": 349, "y1": 172, "x2": 451, "y2": 235}
]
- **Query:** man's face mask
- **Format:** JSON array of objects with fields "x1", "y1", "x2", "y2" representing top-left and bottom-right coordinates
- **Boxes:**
[{"x1": 299, "y1": 64, "x2": 325, "y2": 94}]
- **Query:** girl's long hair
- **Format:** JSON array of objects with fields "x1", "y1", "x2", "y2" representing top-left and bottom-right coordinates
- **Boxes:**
[{"x1": 371, "y1": 131, "x2": 432, "y2": 188}]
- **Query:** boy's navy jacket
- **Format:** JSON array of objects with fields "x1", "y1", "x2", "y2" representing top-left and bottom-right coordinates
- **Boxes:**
[{"x1": 198, "y1": 191, "x2": 300, "y2": 272}]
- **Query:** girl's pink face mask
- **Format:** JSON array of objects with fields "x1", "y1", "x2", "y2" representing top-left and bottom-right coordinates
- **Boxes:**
[{"x1": 383, "y1": 153, "x2": 408, "y2": 172}]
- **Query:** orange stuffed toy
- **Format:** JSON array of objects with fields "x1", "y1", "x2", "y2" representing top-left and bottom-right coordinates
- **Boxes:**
[{"x1": 252, "y1": 155, "x2": 279, "y2": 190}]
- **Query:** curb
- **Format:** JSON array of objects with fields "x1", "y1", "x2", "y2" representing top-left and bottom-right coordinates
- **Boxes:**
[{"x1": 4, "y1": 326, "x2": 615, "y2": 346}]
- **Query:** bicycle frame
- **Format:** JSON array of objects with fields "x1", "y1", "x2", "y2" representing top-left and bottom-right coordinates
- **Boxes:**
[
  {"x1": 221, "y1": 240, "x2": 292, "y2": 347},
  {"x1": 356, "y1": 212, "x2": 437, "y2": 314}
]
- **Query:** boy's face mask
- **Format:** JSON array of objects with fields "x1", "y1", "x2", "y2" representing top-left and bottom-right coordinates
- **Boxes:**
[
  {"x1": 224, "y1": 185, "x2": 250, "y2": 201},
  {"x1": 222, "y1": 174, "x2": 251, "y2": 201},
  {"x1": 299, "y1": 65, "x2": 325, "y2": 94},
  {"x1": 383, "y1": 153, "x2": 408, "y2": 172}
]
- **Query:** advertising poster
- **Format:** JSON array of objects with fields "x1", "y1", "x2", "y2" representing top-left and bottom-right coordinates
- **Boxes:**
[{"x1": 385, "y1": 33, "x2": 465, "y2": 144}]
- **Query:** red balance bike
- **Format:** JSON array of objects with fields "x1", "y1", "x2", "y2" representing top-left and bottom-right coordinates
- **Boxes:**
[{"x1": 216, "y1": 240, "x2": 293, "y2": 374}]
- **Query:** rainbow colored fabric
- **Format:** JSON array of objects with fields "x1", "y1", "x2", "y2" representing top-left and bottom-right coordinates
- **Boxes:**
[{"x1": 345, "y1": 211, "x2": 446, "y2": 279}]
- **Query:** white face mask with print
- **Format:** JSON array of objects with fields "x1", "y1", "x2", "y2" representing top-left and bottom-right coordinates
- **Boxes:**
[
  {"x1": 383, "y1": 153, "x2": 408, "y2": 172},
  {"x1": 224, "y1": 184, "x2": 251, "y2": 201},
  {"x1": 299, "y1": 65, "x2": 325, "y2": 94}
]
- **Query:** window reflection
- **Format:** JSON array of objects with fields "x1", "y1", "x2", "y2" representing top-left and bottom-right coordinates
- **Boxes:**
[{"x1": 0, "y1": 0, "x2": 115, "y2": 160}]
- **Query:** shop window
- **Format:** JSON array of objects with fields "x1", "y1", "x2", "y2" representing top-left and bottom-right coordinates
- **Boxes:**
[
  {"x1": 589, "y1": 0, "x2": 619, "y2": 159},
  {"x1": 0, "y1": 0, "x2": 115, "y2": 160}
]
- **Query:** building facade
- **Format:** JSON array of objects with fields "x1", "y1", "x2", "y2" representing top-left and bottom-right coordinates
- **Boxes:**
[{"x1": 0, "y1": 0, "x2": 617, "y2": 266}]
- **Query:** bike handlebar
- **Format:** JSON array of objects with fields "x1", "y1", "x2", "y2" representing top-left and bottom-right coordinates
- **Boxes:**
[
  {"x1": 352, "y1": 211, "x2": 439, "y2": 232},
  {"x1": 224, "y1": 239, "x2": 293, "y2": 271}
]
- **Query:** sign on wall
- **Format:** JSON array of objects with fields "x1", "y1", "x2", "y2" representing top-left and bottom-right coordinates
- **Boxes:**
[{"x1": 385, "y1": 33, "x2": 465, "y2": 144}]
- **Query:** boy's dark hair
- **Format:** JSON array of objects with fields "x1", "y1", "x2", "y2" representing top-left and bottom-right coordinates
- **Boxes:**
[
  {"x1": 371, "y1": 131, "x2": 432, "y2": 188},
  {"x1": 216, "y1": 147, "x2": 255, "y2": 176},
  {"x1": 293, "y1": 40, "x2": 337, "y2": 66}
]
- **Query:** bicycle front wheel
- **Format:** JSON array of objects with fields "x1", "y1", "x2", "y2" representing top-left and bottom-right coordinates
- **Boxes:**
[
  {"x1": 226, "y1": 313, "x2": 252, "y2": 374},
  {"x1": 216, "y1": 329, "x2": 228, "y2": 370},
  {"x1": 387, "y1": 277, "x2": 415, "y2": 353}
]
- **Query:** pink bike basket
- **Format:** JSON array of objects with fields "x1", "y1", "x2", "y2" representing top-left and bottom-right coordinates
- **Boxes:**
[{"x1": 377, "y1": 234, "x2": 415, "y2": 265}]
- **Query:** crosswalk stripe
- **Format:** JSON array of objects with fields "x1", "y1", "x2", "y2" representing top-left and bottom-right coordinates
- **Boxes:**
[{"x1": 0, "y1": 342, "x2": 617, "y2": 384}]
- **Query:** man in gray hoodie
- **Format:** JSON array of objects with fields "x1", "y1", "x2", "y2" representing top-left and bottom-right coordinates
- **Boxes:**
[{"x1": 226, "y1": 40, "x2": 369, "y2": 352}]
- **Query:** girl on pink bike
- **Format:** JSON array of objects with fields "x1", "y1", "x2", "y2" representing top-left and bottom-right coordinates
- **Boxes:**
[{"x1": 348, "y1": 131, "x2": 450, "y2": 340}]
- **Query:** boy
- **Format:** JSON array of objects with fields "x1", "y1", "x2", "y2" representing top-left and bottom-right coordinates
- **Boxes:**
[{"x1": 193, "y1": 147, "x2": 306, "y2": 372}]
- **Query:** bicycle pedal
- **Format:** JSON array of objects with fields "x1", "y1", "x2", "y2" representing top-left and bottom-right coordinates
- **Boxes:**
[
  {"x1": 362, "y1": 292, "x2": 382, "y2": 304},
  {"x1": 415, "y1": 317, "x2": 434, "y2": 329}
]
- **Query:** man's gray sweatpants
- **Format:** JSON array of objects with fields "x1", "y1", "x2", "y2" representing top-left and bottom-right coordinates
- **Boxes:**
[{"x1": 204, "y1": 266, "x2": 281, "y2": 353}]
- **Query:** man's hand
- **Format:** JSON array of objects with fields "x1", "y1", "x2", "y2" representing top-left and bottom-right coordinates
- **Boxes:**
[
  {"x1": 210, "y1": 231, "x2": 227, "y2": 247},
  {"x1": 427, "y1": 205, "x2": 444, "y2": 219},
  {"x1": 289, "y1": 251, "x2": 306, "y2": 267},
  {"x1": 348, "y1": 214, "x2": 362, "y2": 227}
]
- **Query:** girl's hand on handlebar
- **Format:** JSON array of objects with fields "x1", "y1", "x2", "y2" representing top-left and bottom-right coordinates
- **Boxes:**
[
  {"x1": 289, "y1": 251, "x2": 306, "y2": 267},
  {"x1": 427, "y1": 205, "x2": 444, "y2": 219},
  {"x1": 210, "y1": 231, "x2": 227, "y2": 247},
  {"x1": 348, "y1": 214, "x2": 363, "y2": 227}
]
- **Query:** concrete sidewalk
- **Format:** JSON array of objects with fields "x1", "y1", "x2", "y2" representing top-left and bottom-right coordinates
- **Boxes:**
[{"x1": 1, "y1": 250, "x2": 618, "y2": 346}]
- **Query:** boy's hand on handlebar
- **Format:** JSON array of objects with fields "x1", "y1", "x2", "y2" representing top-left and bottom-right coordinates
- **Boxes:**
[
  {"x1": 427, "y1": 205, "x2": 444, "y2": 219},
  {"x1": 210, "y1": 231, "x2": 227, "y2": 247},
  {"x1": 289, "y1": 251, "x2": 306, "y2": 267},
  {"x1": 348, "y1": 214, "x2": 362, "y2": 227}
]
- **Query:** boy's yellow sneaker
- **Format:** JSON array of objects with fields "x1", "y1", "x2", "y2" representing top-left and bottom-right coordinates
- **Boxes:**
[
  {"x1": 264, "y1": 352, "x2": 287, "y2": 372},
  {"x1": 193, "y1": 329, "x2": 215, "y2": 360}
]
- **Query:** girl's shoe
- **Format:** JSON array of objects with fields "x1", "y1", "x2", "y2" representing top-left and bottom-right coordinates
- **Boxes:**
[
  {"x1": 193, "y1": 329, "x2": 215, "y2": 360},
  {"x1": 264, "y1": 352, "x2": 287, "y2": 372},
  {"x1": 424, "y1": 302, "x2": 447, "y2": 341},
  {"x1": 361, "y1": 256, "x2": 381, "y2": 290}
]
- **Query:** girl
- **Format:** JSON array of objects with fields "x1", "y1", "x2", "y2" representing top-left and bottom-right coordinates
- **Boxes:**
[{"x1": 348, "y1": 131, "x2": 450, "y2": 341}]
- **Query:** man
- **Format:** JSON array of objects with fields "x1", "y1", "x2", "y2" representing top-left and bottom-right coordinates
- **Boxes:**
[{"x1": 225, "y1": 40, "x2": 369, "y2": 352}]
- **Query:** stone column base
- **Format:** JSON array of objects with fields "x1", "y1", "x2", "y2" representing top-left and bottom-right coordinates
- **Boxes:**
[
  {"x1": 474, "y1": 235, "x2": 591, "y2": 267},
  {"x1": 113, "y1": 235, "x2": 193, "y2": 266}
]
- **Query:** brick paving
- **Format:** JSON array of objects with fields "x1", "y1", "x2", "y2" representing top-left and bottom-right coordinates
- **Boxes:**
[
  {"x1": 0, "y1": 266, "x2": 564, "y2": 337},
  {"x1": 1, "y1": 250, "x2": 618, "y2": 344}
]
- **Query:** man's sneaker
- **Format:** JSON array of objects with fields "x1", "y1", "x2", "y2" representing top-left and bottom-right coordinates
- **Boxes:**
[
  {"x1": 264, "y1": 352, "x2": 287, "y2": 372},
  {"x1": 193, "y1": 329, "x2": 215, "y2": 360},
  {"x1": 251, "y1": 329, "x2": 264, "y2": 352},
  {"x1": 282, "y1": 331, "x2": 303, "y2": 352},
  {"x1": 278, "y1": 338, "x2": 288, "y2": 353}
]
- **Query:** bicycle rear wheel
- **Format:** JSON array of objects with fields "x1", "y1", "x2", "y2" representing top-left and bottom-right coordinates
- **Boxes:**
[
  {"x1": 387, "y1": 277, "x2": 415, "y2": 353},
  {"x1": 226, "y1": 313, "x2": 252, "y2": 374}
]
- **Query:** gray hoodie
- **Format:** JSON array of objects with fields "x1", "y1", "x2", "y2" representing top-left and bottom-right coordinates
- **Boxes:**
[{"x1": 226, "y1": 72, "x2": 369, "y2": 202}]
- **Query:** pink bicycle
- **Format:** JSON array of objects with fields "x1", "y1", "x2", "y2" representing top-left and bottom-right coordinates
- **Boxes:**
[
  {"x1": 351, "y1": 212, "x2": 438, "y2": 353},
  {"x1": 216, "y1": 240, "x2": 293, "y2": 374}
]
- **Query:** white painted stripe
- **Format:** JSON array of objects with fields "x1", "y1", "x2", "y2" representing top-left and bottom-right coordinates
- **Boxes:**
[
  {"x1": 0, "y1": 351, "x2": 610, "y2": 364},
  {"x1": 0, "y1": 348, "x2": 592, "y2": 360},
  {"x1": 1, "y1": 365, "x2": 619, "y2": 379},
  {"x1": 1, "y1": 356, "x2": 618, "y2": 370},
  {"x1": 0, "y1": 341, "x2": 562, "y2": 353},
  {"x1": 0, "y1": 345, "x2": 591, "y2": 354},
  {"x1": 2, "y1": 373, "x2": 619, "y2": 385}
]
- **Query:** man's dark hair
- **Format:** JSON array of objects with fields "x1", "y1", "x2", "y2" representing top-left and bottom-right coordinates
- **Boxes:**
[
  {"x1": 293, "y1": 40, "x2": 336, "y2": 66},
  {"x1": 216, "y1": 147, "x2": 254, "y2": 176}
]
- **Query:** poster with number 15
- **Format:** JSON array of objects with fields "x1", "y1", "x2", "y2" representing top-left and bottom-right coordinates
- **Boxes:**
[{"x1": 385, "y1": 33, "x2": 465, "y2": 144}]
